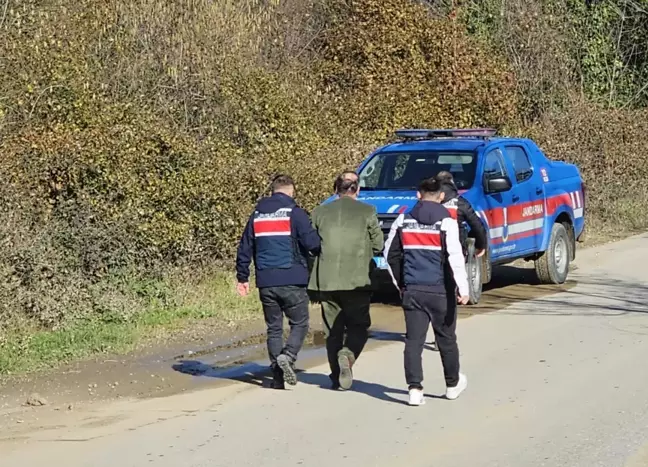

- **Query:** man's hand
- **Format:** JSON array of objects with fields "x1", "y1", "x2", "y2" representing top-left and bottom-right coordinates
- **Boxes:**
[
  {"x1": 458, "y1": 295, "x2": 470, "y2": 305},
  {"x1": 236, "y1": 282, "x2": 250, "y2": 297},
  {"x1": 475, "y1": 248, "x2": 486, "y2": 258}
]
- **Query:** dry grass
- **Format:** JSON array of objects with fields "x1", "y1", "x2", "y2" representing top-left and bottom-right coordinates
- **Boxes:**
[{"x1": 0, "y1": 270, "x2": 261, "y2": 375}]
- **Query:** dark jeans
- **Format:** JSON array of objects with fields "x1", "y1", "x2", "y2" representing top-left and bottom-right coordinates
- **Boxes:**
[
  {"x1": 259, "y1": 286, "x2": 310, "y2": 365},
  {"x1": 319, "y1": 290, "x2": 372, "y2": 381},
  {"x1": 403, "y1": 289, "x2": 460, "y2": 389}
]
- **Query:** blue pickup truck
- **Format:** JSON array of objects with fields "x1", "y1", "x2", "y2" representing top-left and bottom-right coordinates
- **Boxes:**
[{"x1": 320, "y1": 128, "x2": 586, "y2": 304}]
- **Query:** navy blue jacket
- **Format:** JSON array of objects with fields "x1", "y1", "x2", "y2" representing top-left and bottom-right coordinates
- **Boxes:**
[
  {"x1": 236, "y1": 193, "x2": 321, "y2": 288},
  {"x1": 384, "y1": 200, "x2": 469, "y2": 297},
  {"x1": 440, "y1": 182, "x2": 488, "y2": 251}
]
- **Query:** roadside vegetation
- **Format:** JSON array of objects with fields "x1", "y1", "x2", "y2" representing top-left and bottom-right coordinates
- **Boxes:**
[{"x1": 1, "y1": 0, "x2": 647, "y2": 375}]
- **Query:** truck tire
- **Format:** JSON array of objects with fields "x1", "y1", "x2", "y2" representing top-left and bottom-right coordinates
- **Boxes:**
[
  {"x1": 481, "y1": 247, "x2": 492, "y2": 284},
  {"x1": 465, "y1": 239, "x2": 482, "y2": 305},
  {"x1": 535, "y1": 222, "x2": 570, "y2": 284}
]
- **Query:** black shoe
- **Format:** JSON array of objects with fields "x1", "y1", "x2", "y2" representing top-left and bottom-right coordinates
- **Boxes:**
[
  {"x1": 277, "y1": 354, "x2": 297, "y2": 386},
  {"x1": 269, "y1": 379, "x2": 286, "y2": 390},
  {"x1": 268, "y1": 364, "x2": 285, "y2": 390},
  {"x1": 329, "y1": 374, "x2": 341, "y2": 390}
]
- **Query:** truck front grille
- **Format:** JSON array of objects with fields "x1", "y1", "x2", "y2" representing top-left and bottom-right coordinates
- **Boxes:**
[{"x1": 378, "y1": 214, "x2": 400, "y2": 239}]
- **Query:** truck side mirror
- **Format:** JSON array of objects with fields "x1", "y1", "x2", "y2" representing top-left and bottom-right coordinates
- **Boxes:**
[{"x1": 484, "y1": 175, "x2": 512, "y2": 194}]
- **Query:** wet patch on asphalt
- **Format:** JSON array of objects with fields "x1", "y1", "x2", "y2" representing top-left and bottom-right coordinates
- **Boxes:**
[
  {"x1": 166, "y1": 265, "x2": 576, "y2": 390},
  {"x1": 0, "y1": 263, "x2": 577, "y2": 433}
]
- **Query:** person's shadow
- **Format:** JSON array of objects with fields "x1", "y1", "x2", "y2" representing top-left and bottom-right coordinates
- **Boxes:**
[
  {"x1": 172, "y1": 360, "x2": 445, "y2": 405},
  {"x1": 369, "y1": 330, "x2": 438, "y2": 352},
  {"x1": 296, "y1": 371, "x2": 445, "y2": 406},
  {"x1": 172, "y1": 360, "x2": 280, "y2": 388}
]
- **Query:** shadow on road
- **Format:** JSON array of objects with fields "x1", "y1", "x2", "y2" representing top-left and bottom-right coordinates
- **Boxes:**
[
  {"x1": 172, "y1": 272, "x2": 648, "y2": 400},
  {"x1": 171, "y1": 363, "x2": 445, "y2": 406},
  {"x1": 172, "y1": 359, "x2": 276, "y2": 387},
  {"x1": 484, "y1": 265, "x2": 541, "y2": 291},
  {"x1": 296, "y1": 371, "x2": 446, "y2": 405},
  {"x1": 297, "y1": 372, "x2": 406, "y2": 405},
  {"x1": 370, "y1": 330, "x2": 437, "y2": 351}
]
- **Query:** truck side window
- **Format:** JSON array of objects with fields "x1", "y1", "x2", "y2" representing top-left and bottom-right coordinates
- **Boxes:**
[
  {"x1": 484, "y1": 148, "x2": 508, "y2": 180},
  {"x1": 505, "y1": 146, "x2": 533, "y2": 183}
]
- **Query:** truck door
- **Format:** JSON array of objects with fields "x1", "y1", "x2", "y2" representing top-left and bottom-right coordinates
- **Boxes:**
[
  {"x1": 482, "y1": 147, "x2": 515, "y2": 262},
  {"x1": 502, "y1": 144, "x2": 545, "y2": 253}
]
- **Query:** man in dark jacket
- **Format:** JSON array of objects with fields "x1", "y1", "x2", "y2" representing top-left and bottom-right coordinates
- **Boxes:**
[
  {"x1": 384, "y1": 177, "x2": 470, "y2": 406},
  {"x1": 236, "y1": 174, "x2": 321, "y2": 389},
  {"x1": 435, "y1": 171, "x2": 487, "y2": 258}
]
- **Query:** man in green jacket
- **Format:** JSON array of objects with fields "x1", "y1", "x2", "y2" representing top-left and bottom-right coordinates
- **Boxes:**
[{"x1": 308, "y1": 172, "x2": 384, "y2": 390}]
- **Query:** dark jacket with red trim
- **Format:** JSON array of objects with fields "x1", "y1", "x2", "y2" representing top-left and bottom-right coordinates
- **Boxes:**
[
  {"x1": 383, "y1": 200, "x2": 469, "y2": 297},
  {"x1": 236, "y1": 192, "x2": 321, "y2": 288},
  {"x1": 440, "y1": 183, "x2": 488, "y2": 251}
]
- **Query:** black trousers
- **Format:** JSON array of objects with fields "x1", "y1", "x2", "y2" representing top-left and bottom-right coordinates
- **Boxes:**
[
  {"x1": 259, "y1": 286, "x2": 310, "y2": 365},
  {"x1": 403, "y1": 289, "x2": 460, "y2": 389},
  {"x1": 319, "y1": 290, "x2": 372, "y2": 381}
]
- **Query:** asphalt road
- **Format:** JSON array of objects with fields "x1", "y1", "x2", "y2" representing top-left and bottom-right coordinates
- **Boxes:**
[{"x1": 2, "y1": 234, "x2": 648, "y2": 467}]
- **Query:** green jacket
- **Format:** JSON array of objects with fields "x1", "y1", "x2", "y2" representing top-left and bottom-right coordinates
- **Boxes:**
[{"x1": 308, "y1": 196, "x2": 384, "y2": 292}]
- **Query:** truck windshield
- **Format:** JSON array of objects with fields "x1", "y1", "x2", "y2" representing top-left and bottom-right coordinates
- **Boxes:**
[{"x1": 358, "y1": 151, "x2": 477, "y2": 190}]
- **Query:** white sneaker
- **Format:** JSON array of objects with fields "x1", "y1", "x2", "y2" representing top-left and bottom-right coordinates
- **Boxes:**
[
  {"x1": 408, "y1": 388, "x2": 425, "y2": 406},
  {"x1": 446, "y1": 373, "x2": 468, "y2": 400}
]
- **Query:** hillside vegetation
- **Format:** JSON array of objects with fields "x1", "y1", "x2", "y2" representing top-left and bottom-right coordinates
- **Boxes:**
[{"x1": 1, "y1": 0, "x2": 647, "y2": 370}]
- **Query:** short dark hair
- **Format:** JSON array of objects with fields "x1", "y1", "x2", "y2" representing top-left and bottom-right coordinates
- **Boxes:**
[
  {"x1": 334, "y1": 172, "x2": 359, "y2": 195},
  {"x1": 435, "y1": 171, "x2": 454, "y2": 184},
  {"x1": 271, "y1": 174, "x2": 295, "y2": 193},
  {"x1": 333, "y1": 170, "x2": 358, "y2": 191},
  {"x1": 418, "y1": 177, "x2": 441, "y2": 196}
]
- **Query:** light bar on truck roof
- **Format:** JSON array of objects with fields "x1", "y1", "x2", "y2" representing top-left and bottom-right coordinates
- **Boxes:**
[{"x1": 395, "y1": 128, "x2": 498, "y2": 140}]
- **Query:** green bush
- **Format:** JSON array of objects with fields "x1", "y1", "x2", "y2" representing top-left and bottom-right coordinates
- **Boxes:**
[
  {"x1": 317, "y1": 0, "x2": 518, "y2": 133},
  {"x1": 457, "y1": 0, "x2": 648, "y2": 112},
  {"x1": 0, "y1": 0, "x2": 647, "y2": 335}
]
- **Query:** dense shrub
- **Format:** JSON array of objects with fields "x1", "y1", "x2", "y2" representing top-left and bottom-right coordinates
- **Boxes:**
[
  {"x1": 0, "y1": 0, "x2": 647, "y2": 331},
  {"x1": 457, "y1": 0, "x2": 648, "y2": 113},
  {"x1": 316, "y1": 0, "x2": 518, "y2": 133}
]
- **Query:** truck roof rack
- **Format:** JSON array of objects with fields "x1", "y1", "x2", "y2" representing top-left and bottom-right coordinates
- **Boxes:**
[{"x1": 394, "y1": 128, "x2": 498, "y2": 141}]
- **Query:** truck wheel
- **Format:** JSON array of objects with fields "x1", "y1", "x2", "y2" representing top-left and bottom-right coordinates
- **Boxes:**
[
  {"x1": 465, "y1": 239, "x2": 482, "y2": 305},
  {"x1": 535, "y1": 222, "x2": 570, "y2": 284},
  {"x1": 481, "y1": 247, "x2": 492, "y2": 284}
]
